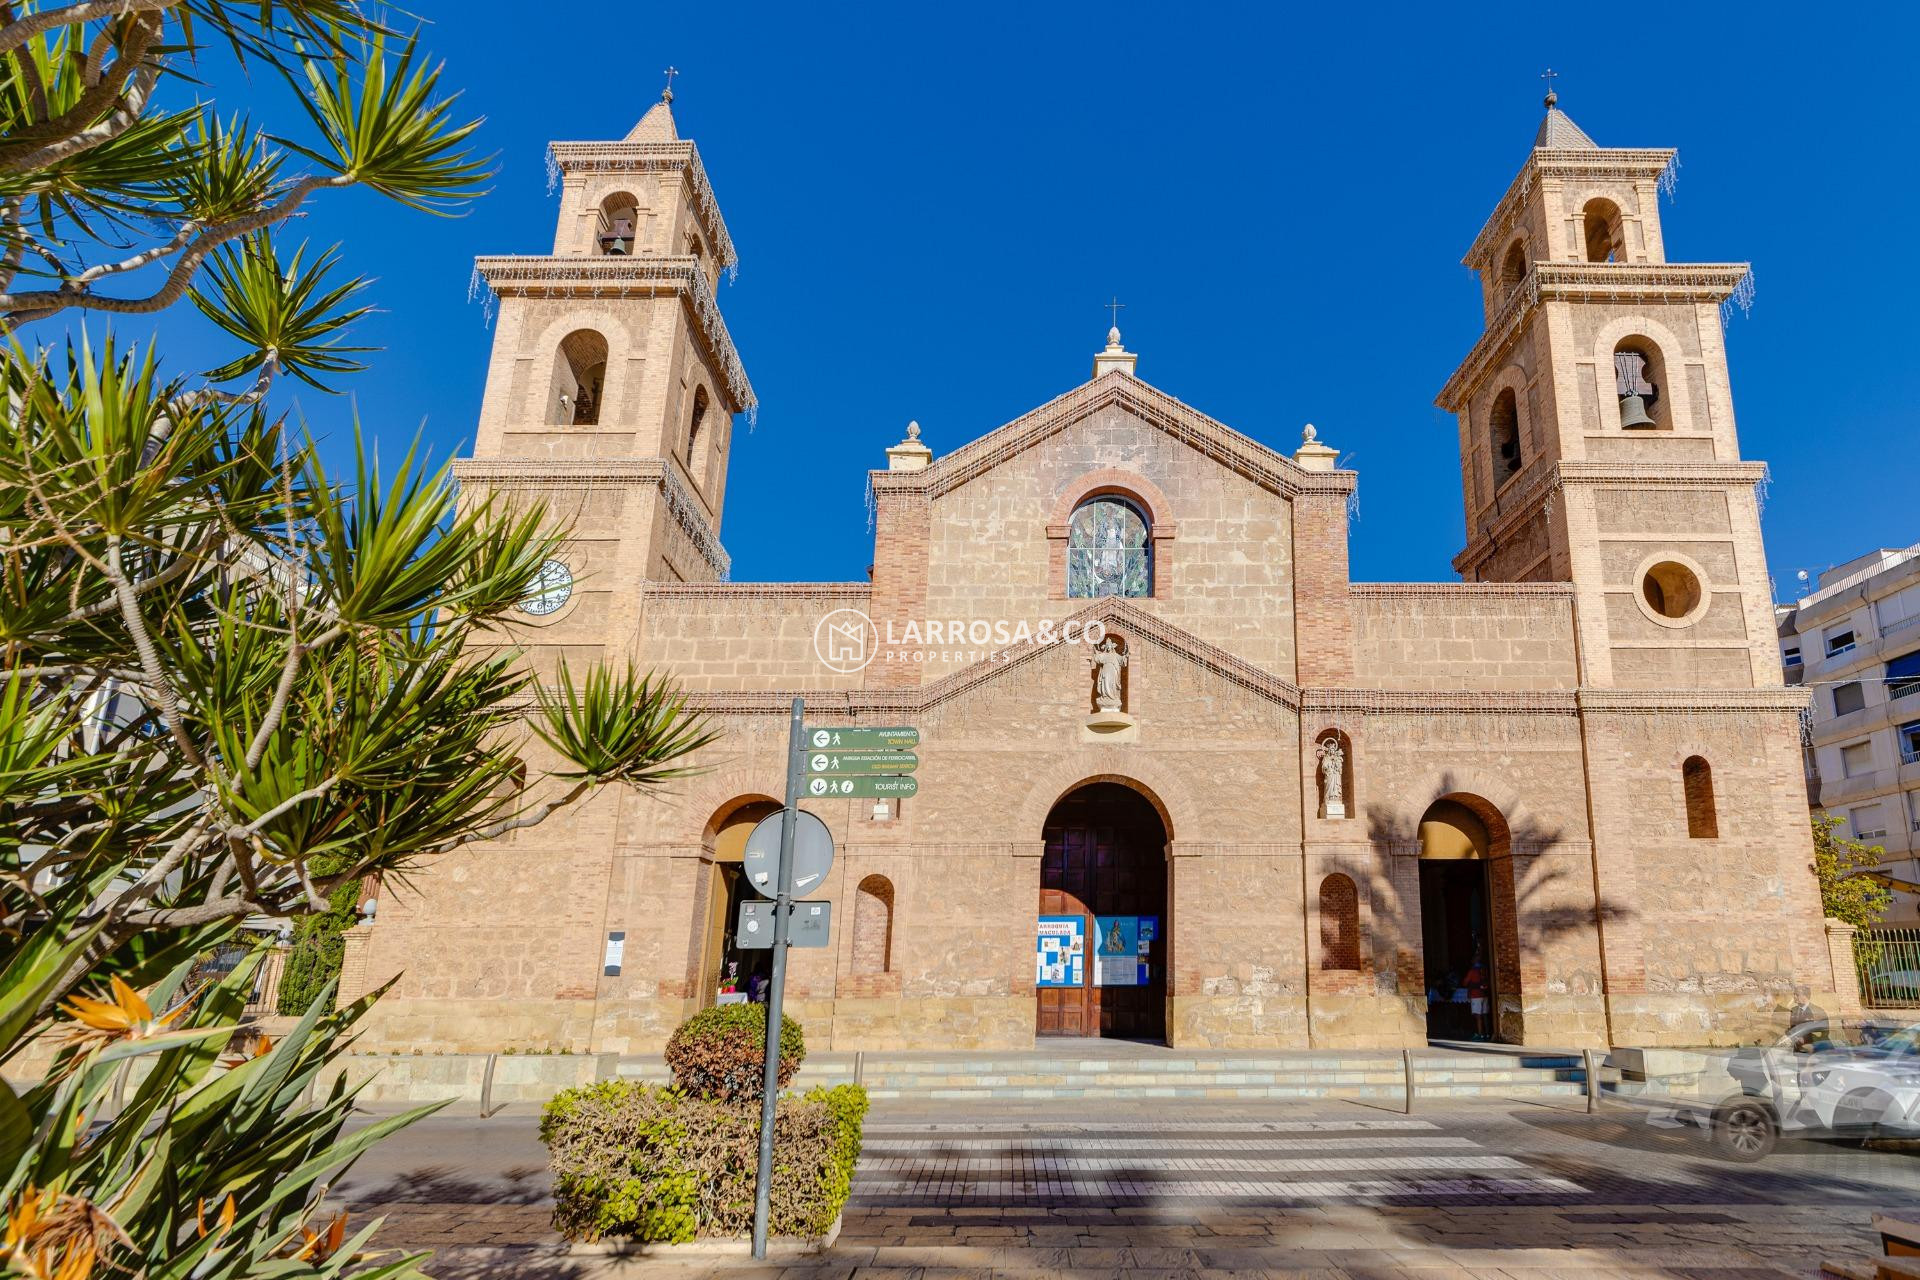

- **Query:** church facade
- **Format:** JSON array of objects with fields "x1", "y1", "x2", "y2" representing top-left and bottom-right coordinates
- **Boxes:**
[{"x1": 343, "y1": 92, "x2": 1852, "y2": 1054}]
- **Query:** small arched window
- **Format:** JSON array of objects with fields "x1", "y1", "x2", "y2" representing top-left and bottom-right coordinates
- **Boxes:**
[
  {"x1": 1683, "y1": 756, "x2": 1718, "y2": 839},
  {"x1": 596, "y1": 192, "x2": 639, "y2": 255},
  {"x1": 1489, "y1": 388, "x2": 1522, "y2": 485},
  {"x1": 1319, "y1": 873, "x2": 1360, "y2": 971},
  {"x1": 552, "y1": 329, "x2": 608, "y2": 426},
  {"x1": 687, "y1": 386, "x2": 709, "y2": 459},
  {"x1": 1583, "y1": 198, "x2": 1622, "y2": 263},
  {"x1": 1613, "y1": 339, "x2": 1666, "y2": 430},
  {"x1": 852, "y1": 875, "x2": 894, "y2": 974},
  {"x1": 1498, "y1": 239, "x2": 1528, "y2": 295},
  {"x1": 1067, "y1": 497, "x2": 1151, "y2": 598}
]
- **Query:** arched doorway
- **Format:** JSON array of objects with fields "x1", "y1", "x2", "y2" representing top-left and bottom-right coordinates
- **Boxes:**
[
  {"x1": 1036, "y1": 781, "x2": 1169, "y2": 1040},
  {"x1": 1416, "y1": 796, "x2": 1521, "y2": 1042},
  {"x1": 696, "y1": 798, "x2": 781, "y2": 1007}
]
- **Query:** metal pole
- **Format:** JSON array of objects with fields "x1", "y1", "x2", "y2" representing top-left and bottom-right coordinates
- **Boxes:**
[
  {"x1": 752, "y1": 697, "x2": 804, "y2": 1260},
  {"x1": 480, "y1": 1052, "x2": 497, "y2": 1119},
  {"x1": 1584, "y1": 1048, "x2": 1599, "y2": 1113},
  {"x1": 1402, "y1": 1047, "x2": 1415, "y2": 1115}
]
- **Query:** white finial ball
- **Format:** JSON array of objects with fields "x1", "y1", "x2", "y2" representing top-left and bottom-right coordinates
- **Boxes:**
[
  {"x1": 1302, "y1": 423, "x2": 1318, "y2": 444},
  {"x1": 1107, "y1": 325, "x2": 1122, "y2": 347},
  {"x1": 906, "y1": 419, "x2": 921, "y2": 441}
]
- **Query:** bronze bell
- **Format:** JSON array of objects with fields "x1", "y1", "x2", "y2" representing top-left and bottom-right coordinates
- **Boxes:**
[
  {"x1": 598, "y1": 217, "x2": 633, "y2": 255},
  {"x1": 1618, "y1": 392, "x2": 1656, "y2": 429}
]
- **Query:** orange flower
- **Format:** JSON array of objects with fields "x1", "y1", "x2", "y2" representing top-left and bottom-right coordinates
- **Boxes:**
[
  {"x1": 289, "y1": 1210, "x2": 349, "y2": 1263},
  {"x1": 2, "y1": 1186, "x2": 120, "y2": 1280},
  {"x1": 58, "y1": 976, "x2": 191, "y2": 1052}
]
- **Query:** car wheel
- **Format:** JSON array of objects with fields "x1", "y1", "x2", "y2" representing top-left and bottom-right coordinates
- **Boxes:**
[
  {"x1": 1711, "y1": 1099, "x2": 1777, "y2": 1161},
  {"x1": 1833, "y1": 1088, "x2": 1893, "y2": 1144}
]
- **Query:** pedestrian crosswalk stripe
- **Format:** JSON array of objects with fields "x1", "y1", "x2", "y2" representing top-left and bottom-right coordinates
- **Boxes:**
[
  {"x1": 850, "y1": 1118, "x2": 1587, "y2": 1204},
  {"x1": 863, "y1": 1119, "x2": 1441, "y2": 1135},
  {"x1": 864, "y1": 1135, "x2": 1480, "y2": 1154},
  {"x1": 852, "y1": 1175, "x2": 1587, "y2": 1200},
  {"x1": 859, "y1": 1154, "x2": 1530, "y2": 1175}
]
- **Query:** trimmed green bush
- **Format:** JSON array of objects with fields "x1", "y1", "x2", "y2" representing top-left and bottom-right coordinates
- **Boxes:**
[
  {"x1": 664, "y1": 1003, "x2": 805, "y2": 1101},
  {"x1": 540, "y1": 1080, "x2": 867, "y2": 1243}
]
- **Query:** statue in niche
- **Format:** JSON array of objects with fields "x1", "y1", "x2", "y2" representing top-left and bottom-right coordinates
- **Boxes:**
[
  {"x1": 1317, "y1": 734, "x2": 1347, "y2": 819},
  {"x1": 1088, "y1": 635, "x2": 1127, "y2": 713}
]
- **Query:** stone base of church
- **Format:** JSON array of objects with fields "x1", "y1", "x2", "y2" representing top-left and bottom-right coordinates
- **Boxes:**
[{"x1": 351, "y1": 988, "x2": 1830, "y2": 1055}]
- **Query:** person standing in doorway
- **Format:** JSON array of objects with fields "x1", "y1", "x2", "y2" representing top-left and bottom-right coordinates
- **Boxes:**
[{"x1": 1464, "y1": 954, "x2": 1491, "y2": 1041}]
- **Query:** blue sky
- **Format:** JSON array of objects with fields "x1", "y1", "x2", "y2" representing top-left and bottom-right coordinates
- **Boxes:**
[{"x1": 134, "y1": 2, "x2": 1916, "y2": 594}]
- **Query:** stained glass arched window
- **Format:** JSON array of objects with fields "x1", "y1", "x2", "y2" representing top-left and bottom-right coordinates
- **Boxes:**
[{"x1": 1067, "y1": 497, "x2": 1151, "y2": 598}]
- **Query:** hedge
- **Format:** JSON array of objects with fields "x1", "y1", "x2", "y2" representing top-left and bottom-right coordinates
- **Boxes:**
[
  {"x1": 539, "y1": 1080, "x2": 868, "y2": 1243},
  {"x1": 664, "y1": 1003, "x2": 804, "y2": 1102}
]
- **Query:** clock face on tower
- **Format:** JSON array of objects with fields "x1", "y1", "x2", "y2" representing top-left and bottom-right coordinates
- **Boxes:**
[{"x1": 519, "y1": 558, "x2": 573, "y2": 616}]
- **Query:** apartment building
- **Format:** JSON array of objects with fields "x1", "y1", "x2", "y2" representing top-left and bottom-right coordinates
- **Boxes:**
[{"x1": 1778, "y1": 544, "x2": 1920, "y2": 924}]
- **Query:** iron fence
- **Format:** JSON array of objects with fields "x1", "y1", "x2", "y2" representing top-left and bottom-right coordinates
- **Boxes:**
[{"x1": 1858, "y1": 926, "x2": 1920, "y2": 1007}]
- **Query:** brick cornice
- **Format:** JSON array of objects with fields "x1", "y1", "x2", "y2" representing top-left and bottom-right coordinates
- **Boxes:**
[
  {"x1": 547, "y1": 139, "x2": 736, "y2": 270},
  {"x1": 1350, "y1": 582, "x2": 1574, "y2": 599},
  {"x1": 1436, "y1": 262, "x2": 1750, "y2": 412},
  {"x1": 452, "y1": 455, "x2": 730, "y2": 579},
  {"x1": 868, "y1": 375, "x2": 1355, "y2": 505},
  {"x1": 471, "y1": 254, "x2": 754, "y2": 413},
  {"x1": 1575, "y1": 688, "x2": 1812, "y2": 714},
  {"x1": 639, "y1": 582, "x2": 869, "y2": 601}
]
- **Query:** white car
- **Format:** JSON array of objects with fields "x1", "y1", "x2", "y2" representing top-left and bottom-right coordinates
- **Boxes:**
[{"x1": 1799, "y1": 1025, "x2": 1920, "y2": 1140}]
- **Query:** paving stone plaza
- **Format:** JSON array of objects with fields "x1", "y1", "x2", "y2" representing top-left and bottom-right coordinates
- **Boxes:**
[{"x1": 338, "y1": 1095, "x2": 1920, "y2": 1278}]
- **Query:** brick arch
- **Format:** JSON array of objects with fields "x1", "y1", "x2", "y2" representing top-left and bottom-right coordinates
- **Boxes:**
[
  {"x1": 1013, "y1": 753, "x2": 1188, "y2": 846},
  {"x1": 1416, "y1": 787, "x2": 1526, "y2": 1044},
  {"x1": 672, "y1": 763, "x2": 787, "y2": 852},
  {"x1": 1589, "y1": 314, "x2": 1696, "y2": 434},
  {"x1": 1046, "y1": 468, "x2": 1178, "y2": 601},
  {"x1": 525, "y1": 310, "x2": 635, "y2": 424}
]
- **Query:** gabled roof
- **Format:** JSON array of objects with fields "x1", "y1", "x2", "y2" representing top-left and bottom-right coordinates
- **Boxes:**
[{"x1": 869, "y1": 374, "x2": 1353, "y2": 504}]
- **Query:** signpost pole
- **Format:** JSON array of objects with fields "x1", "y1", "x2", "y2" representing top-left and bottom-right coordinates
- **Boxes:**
[{"x1": 751, "y1": 697, "x2": 803, "y2": 1259}]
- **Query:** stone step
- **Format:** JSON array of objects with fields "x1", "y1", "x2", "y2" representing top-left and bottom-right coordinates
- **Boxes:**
[{"x1": 613, "y1": 1049, "x2": 1605, "y2": 1100}]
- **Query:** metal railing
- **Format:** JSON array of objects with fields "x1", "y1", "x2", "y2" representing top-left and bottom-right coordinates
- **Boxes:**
[{"x1": 1858, "y1": 926, "x2": 1920, "y2": 1008}]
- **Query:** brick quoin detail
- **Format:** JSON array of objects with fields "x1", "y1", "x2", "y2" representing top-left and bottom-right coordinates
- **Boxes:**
[
  {"x1": 1292, "y1": 494, "x2": 1354, "y2": 686},
  {"x1": 865, "y1": 488, "x2": 929, "y2": 688}
]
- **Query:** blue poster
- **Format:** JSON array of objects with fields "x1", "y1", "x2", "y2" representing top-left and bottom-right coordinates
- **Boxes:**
[
  {"x1": 1035, "y1": 915, "x2": 1084, "y2": 988},
  {"x1": 1094, "y1": 916, "x2": 1140, "y2": 987}
]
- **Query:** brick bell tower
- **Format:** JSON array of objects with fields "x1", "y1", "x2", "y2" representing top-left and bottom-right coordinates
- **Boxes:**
[
  {"x1": 454, "y1": 85, "x2": 755, "y2": 674},
  {"x1": 1435, "y1": 90, "x2": 1778, "y2": 691}
]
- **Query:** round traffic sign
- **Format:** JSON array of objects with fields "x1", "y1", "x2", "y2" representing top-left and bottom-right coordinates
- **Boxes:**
[{"x1": 742, "y1": 809, "x2": 835, "y2": 900}]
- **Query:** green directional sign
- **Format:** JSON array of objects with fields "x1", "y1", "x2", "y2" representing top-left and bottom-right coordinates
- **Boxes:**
[
  {"x1": 805, "y1": 750, "x2": 917, "y2": 776},
  {"x1": 805, "y1": 725, "x2": 918, "y2": 751},
  {"x1": 806, "y1": 775, "x2": 919, "y2": 799}
]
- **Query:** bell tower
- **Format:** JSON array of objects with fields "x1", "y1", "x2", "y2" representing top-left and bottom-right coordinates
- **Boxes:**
[
  {"x1": 454, "y1": 88, "x2": 754, "y2": 670},
  {"x1": 1436, "y1": 93, "x2": 1776, "y2": 689}
]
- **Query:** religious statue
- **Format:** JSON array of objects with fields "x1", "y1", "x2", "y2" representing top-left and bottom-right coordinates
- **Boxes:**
[
  {"x1": 1317, "y1": 734, "x2": 1346, "y2": 819},
  {"x1": 1088, "y1": 635, "x2": 1127, "y2": 713}
]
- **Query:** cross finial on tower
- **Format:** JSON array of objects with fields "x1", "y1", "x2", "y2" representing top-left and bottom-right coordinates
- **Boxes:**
[
  {"x1": 1106, "y1": 296, "x2": 1126, "y2": 330},
  {"x1": 1539, "y1": 67, "x2": 1558, "y2": 109},
  {"x1": 661, "y1": 66, "x2": 679, "y2": 103}
]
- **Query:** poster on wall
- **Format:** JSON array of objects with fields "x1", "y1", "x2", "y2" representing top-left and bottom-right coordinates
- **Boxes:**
[
  {"x1": 1094, "y1": 916, "x2": 1141, "y2": 987},
  {"x1": 1035, "y1": 915, "x2": 1085, "y2": 987},
  {"x1": 1135, "y1": 915, "x2": 1157, "y2": 985}
]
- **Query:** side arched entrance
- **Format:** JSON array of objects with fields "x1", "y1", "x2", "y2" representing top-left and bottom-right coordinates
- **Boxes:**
[
  {"x1": 1417, "y1": 795, "x2": 1524, "y2": 1043},
  {"x1": 1036, "y1": 781, "x2": 1169, "y2": 1041},
  {"x1": 695, "y1": 798, "x2": 781, "y2": 1007}
]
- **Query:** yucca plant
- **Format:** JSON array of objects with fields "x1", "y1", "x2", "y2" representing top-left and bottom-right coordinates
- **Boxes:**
[{"x1": 0, "y1": 3, "x2": 723, "y2": 1274}]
